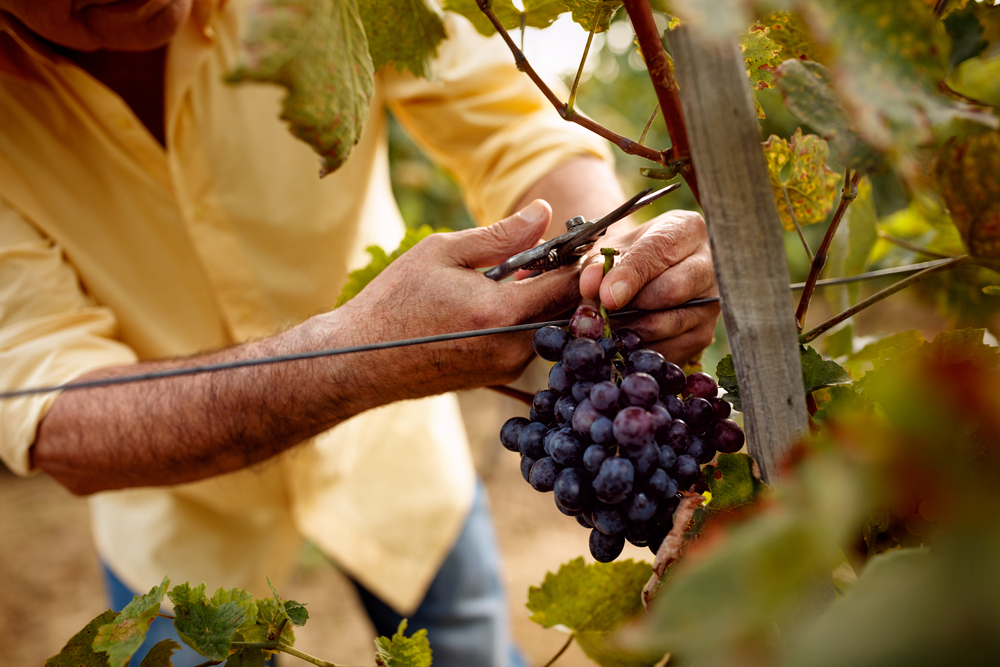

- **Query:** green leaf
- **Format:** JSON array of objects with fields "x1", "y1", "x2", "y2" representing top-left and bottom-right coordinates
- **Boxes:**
[
  {"x1": 224, "y1": 647, "x2": 268, "y2": 667},
  {"x1": 841, "y1": 329, "x2": 925, "y2": 377},
  {"x1": 359, "y1": 0, "x2": 446, "y2": 78},
  {"x1": 442, "y1": 0, "x2": 563, "y2": 37},
  {"x1": 93, "y1": 577, "x2": 169, "y2": 667},
  {"x1": 528, "y1": 558, "x2": 663, "y2": 667},
  {"x1": 172, "y1": 600, "x2": 247, "y2": 661},
  {"x1": 210, "y1": 588, "x2": 258, "y2": 638},
  {"x1": 984, "y1": 285, "x2": 1000, "y2": 295},
  {"x1": 560, "y1": 0, "x2": 623, "y2": 33},
  {"x1": 335, "y1": 225, "x2": 444, "y2": 306},
  {"x1": 702, "y1": 453, "x2": 766, "y2": 514},
  {"x1": 813, "y1": 384, "x2": 866, "y2": 424},
  {"x1": 835, "y1": 179, "x2": 879, "y2": 304},
  {"x1": 137, "y1": 639, "x2": 180, "y2": 667},
  {"x1": 933, "y1": 131, "x2": 1000, "y2": 269},
  {"x1": 774, "y1": 59, "x2": 886, "y2": 173},
  {"x1": 763, "y1": 128, "x2": 842, "y2": 231},
  {"x1": 227, "y1": 0, "x2": 375, "y2": 177},
  {"x1": 253, "y1": 597, "x2": 295, "y2": 645},
  {"x1": 45, "y1": 610, "x2": 117, "y2": 667},
  {"x1": 801, "y1": 346, "x2": 852, "y2": 395},
  {"x1": 167, "y1": 582, "x2": 207, "y2": 607},
  {"x1": 374, "y1": 620, "x2": 433, "y2": 667},
  {"x1": 947, "y1": 52, "x2": 1000, "y2": 106},
  {"x1": 921, "y1": 328, "x2": 1000, "y2": 369},
  {"x1": 716, "y1": 354, "x2": 741, "y2": 412},
  {"x1": 283, "y1": 600, "x2": 309, "y2": 627},
  {"x1": 823, "y1": 323, "x2": 854, "y2": 359},
  {"x1": 755, "y1": 10, "x2": 818, "y2": 62}
]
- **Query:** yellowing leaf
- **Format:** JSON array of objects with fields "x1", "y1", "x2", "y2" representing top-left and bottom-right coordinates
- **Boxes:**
[
  {"x1": 560, "y1": 0, "x2": 623, "y2": 33},
  {"x1": 763, "y1": 128, "x2": 842, "y2": 231},
  {"x1": 228, "y1": 0, "x2": 375, "y2": 177},
  {"x1": 934, "y1": 132, "x2": 1000, "y2": 268},
  {"x1": 442, "y1": 0, "x2": 563, "y2": 36},
  {"x1": 359, "y1": 0, "x2": 446, "y2": 78},
  {"x1": 756, "y1": 10, "x2": 818, "y2": 62},
  {"x1": 374, "y1": 620, "x2": 433, "y2": 667},
  {"x1": 93, "y1": 577, "x2": 169, "y2": 667}
]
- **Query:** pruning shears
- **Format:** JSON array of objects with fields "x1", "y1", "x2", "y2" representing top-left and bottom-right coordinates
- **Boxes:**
[{"x1": 485, "y1": 183, "x2": 681, "y2": 281}]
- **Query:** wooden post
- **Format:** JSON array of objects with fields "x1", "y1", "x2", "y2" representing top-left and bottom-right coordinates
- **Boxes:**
[{"x1": 667, "y1": 27, "x2": 809, "y2": 483}]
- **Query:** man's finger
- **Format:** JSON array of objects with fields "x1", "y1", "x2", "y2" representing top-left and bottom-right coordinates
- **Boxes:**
[
  {"x1": 440, "y1": 199, "x2": 552, "y2": 268},
  {"x1": 627, "y1": 251, "x2": 716, "y2": 311}
]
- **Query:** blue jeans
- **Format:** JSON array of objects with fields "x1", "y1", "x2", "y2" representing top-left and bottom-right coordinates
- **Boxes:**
[{"x1": 103, "y1": 482, "x2": 528, "y2": 667}]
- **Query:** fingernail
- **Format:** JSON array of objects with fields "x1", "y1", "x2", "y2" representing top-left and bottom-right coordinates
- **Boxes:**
[
  {"x1": 520, "y1": 200, "x2": 547, "y2": 224},
  {"x1": 610, "y1": 281, "x2": 630, "y2": 308}
]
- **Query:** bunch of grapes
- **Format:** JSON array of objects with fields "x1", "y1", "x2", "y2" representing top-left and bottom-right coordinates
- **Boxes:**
[{"x1": 500, "y1": 305, "x2": 745, "y2": 562}]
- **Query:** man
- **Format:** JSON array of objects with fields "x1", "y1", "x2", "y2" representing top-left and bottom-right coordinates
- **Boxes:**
[{"x1": 0, "y1": 0, "x2": 718, "y2": 665}]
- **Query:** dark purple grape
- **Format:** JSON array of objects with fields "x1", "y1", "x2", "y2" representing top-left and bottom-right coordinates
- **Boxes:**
[
  {"x1": 593, "y1": 456, "x2": 634, "y2": 504},
  {"x1": 518, "y1": 422, "x2": 548, "y2": 459},
  {"x1": 675, "y1": 454, "x2": 700, "y2": 486},
  {"x1": 548, "y1": 362, "x2": 573, "y2": 394},
  {"x1": 627, "y1": 492, "x2": 657, "y2": 522},
  {"x1": 627, "y1": 349, "x2": 667, "y2": 380},
  {"x1": 658, "y1": 444, "x2": 677, "y2": 470},
  {"x1": 543, "y1": 427, "x2": 568, "y2": 456},
  {"x1": 529, "y1": 457, "x2": 561, "y2": 492},
  {"x1": 631, "y1": 442, "x2": 660, "y2": 479},
  {"x1": 590, "y1": 529, "x2": 625, "y2": 563},
  {"x1": 592, "y1": 504, "x2": 628, "y2": 535},
  {"x1": 590, "y1": 381, "x2": 620, "y2": 412},
  {"x1": 708, "y1": 419, "x2": 746, "y2": 453},
  {"x1": 533, "y1": 326, "x2": 570, "y2": 362},
  {"x1": 663, "y1": 395, "x2": 685, "y2": 419},
  {"x1": 613, "y1": 328, "x2": 643, "y2": 356},
  {"x1": 583, "y1": 444, "x2": 610, "y2": 473},
  {"x1": 648, "y1": 468, "x2": 678, "y2": 499},
  {"x1": 684, "y1": 397, "x2": 715, "y2": 434},
  {"x1": 571, "y1": 398, "x2": 602, "y2": 439},
  {"x1": 661, "y1": 419, "x2": 691, "y2": 453},
  {"x1": 554, "y1": 467, "x2": 591, "y2": 512},
  {"x1": 710, "y1": 397, "x2": 733, "y2": 421},
  {"x1": 520, "y1": 455, "x2": 537, "y2": 483},
  {"x1": 590, "y1": 416, "x2": 615, "y2": 445},
  {"x1": 562, "y1": 337, "x2": 606, "y2": 380},
  {"x1": 621, "y1": 372, "x2": 660, "y2": 409},
  {"x1": 500, "y1": 417, "x2": 529, "y2": 453},
  {"x1": 555, "y1": 495, "x2": 583, "y2": 516},
  {"x1": 653, "y1": 495, "x2": 679, "y2": 526},
  {"x1": 554, "y1": 395, "x2": 577, "y2": 426},
  {"x1": 549, "y1": 429, "x2": 585, "y2": 466},
  {"x1": 532, "y1": 390, "x2": 557, "y2": 424},
  {"x1": 613, "y1": 406, "x2": 653, "y2": 448},
  {"x1": 686, "y1": 435, "x2": 716, "y2": 465},
  {"x1": 650, "y1": 402, "x2": 672, "y2": 432},
  {"x1": 660, "y1": 361, "x2": 687, "y2": 397},
  {"x1": 625, "y1": 520, "x2": 658, "y2": 547},
  {"x1": 597, "y1": 337, "x2": 618, "y2": 362},
  {"x1": 577, "y1": 514, "x2": 594, "y2": 529},
  {"x1": 570, "y1": 305, "x2": 605, "y2": 340},
  {"x1": 683, "y1": 372, "x2": 719, "y2": 400},
  {"x1": 572, "y1": 381, "x2": 596, "y2": 403}
]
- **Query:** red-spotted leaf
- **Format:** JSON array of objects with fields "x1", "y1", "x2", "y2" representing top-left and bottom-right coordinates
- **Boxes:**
[
  {"x1": 702, "y1": 453, "x2": 766, "y2": 514},
  {"x1": 93, "y1": 577, "x2": 169, "y2": 667},
  {"x1": 228, "y1": 0, "x2": 374, "y2": 177},
  {"x1": 763, "y1": 128, "x2": 842, "y2": 231},
  {"x1": 755, "y1": 10, "x2": 818, "y2": 62},
  {"x1": 934, "y1": 132, "x2": 1000, "y2": 268},
  {"x1": 45, "y1": 610, "x2": 117, "y2": 667}
]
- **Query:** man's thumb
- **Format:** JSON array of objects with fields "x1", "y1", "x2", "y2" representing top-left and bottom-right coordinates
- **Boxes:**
[{"x1": 449, "y1": 200, "x2": 552, "y2": 268}]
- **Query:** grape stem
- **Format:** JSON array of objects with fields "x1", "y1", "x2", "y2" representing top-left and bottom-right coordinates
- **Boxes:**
[
  {"x1": 472, "y1": 0, "x2": 671, "y2": 166},
  {"x1": 541, "y1": 633, "x2": 576, "y2": 667},
  {"x1": 487, "y1": 384, "x2": 535, "y2": 406},
  {"x1": 566, "y1": 1, "x2": 603, "y2": 114},
  {"x1": 599, "y1": 247, "x2": 620, "y2": 339}
]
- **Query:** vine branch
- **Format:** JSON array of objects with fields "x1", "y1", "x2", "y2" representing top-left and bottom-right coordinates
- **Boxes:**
[
  {"x1": 878, "y1": 232, "x2": 957, "y2": 260},
  {"x1": 794, "y1": 170, "x2": 862, "y2": 332},
  {"x1": 799, "y1": 255, "x2": 969, "y2": 343},
  {"x1": 475, "y1": 0, "x2": 669, "y2": 165},
  {"x1": 231, "y1": 640, "x2": 357, "y2": 667},
  {"x1": 621, "y1": 0, "x2": 699, "y2": 201}
]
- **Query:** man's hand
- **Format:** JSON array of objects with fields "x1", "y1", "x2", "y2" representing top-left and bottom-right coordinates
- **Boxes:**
[{"x1": 579, "y1": 210, "x2": 719, "y2": 364}]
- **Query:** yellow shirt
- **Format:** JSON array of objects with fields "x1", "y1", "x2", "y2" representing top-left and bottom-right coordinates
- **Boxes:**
[{"x1": 0, "y1": 1, "x2": 611, "y2": 612}]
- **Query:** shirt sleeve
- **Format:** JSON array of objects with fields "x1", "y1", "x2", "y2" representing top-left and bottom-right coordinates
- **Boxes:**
[
  {"x1": 0, "y1": 199, "x2": 137, "y2": 476},
  {"x1": 380, "y1": 13, "x2": 616, "y2": 226}
]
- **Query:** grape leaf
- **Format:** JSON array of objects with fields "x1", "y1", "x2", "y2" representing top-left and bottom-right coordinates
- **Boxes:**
[
  {"x1": 919, "y1": 328, "x2": 1000, "y2": 369},
  {"x1": 701, "y1": 453, "x2": 766, "y2": 514},
  {"x1": 266, "y1": 578, "x2": 309, "y2": 627},
  {"x1": 171, "y1": 600, "x2": 247, "y2": 661},
  {"x1": 823, "y1": 323, "x2": 854, "y2": 359},
  {"x1": 931, "y1": 0, "x2": 971, "y2": 20},
  {"x1": 806, "y1": 0, "x2": 997, "y2": 176},
  {"x1": 774, "y1": 59, "x2": 886, "y2": 173},
  {"x1": 755, "y1": 10, "x2": 818, "y2": 62},
  {"x1": 359, "y1": 0, "x2": 446, "y2": 78},
  {"x1": 210, "y1": 588, "x2": 258, "y2": 638},
  {"x1": 442, "y1": 0, "x2": 563, "y2": 37},
  {"x1": 716, "y1": 354, "x2": 741, "y2": 412},
  {"x1": 947, "y1": 52, "x2": 1000, "y2": 106},
  {"x1": 45, "y1": 610, "x2": 117, "y2": 667},
  {"x1": 561, "y1": 0, "x2": 623, "y2": 33},
  {"x1": 93, "y1": 577, "x2": 169, "y2": 667},
  {"x1": 528, "y1": 558, "x2": 662, "y2": 667},
  {"x1": 167, "y1": 582, "x2": 206, "y2": 607},
  {"x1": 137, "y1": 639, "x2": 180, "y2": 667},
  {"x1": 933, "y1": 132, "x2": 1000, "y2": 269},
  {"x1": 742, "y1": 26, "x2": 782, "y2": 118},
  {"x1": 225, "y1": 647, "x2": 268, "y2": 667},
  {"x1": 228, "y1": 0, "x2": 375, "y2": 177},
  {"x1": 374, "y1": 620, "x2": 433, "y2": 667},
  {"x1": 801, "y1": 346, "x2": 852, "y2": 394},
  {"x1": 813, "y1": 384, "x2": 866, "y2": 424},
  {"x1": 841, "y1": 329, "x2": 925, "y2": 377},
  {"x1": 840, "y1": 179, "x2": 878, "y2": 303},
  {"x1": 763, "y1": 128, "x2": 842, "y2": 231},
  {"x1": 335, "y1": 225, "x2": 444, "y2": 306}
]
